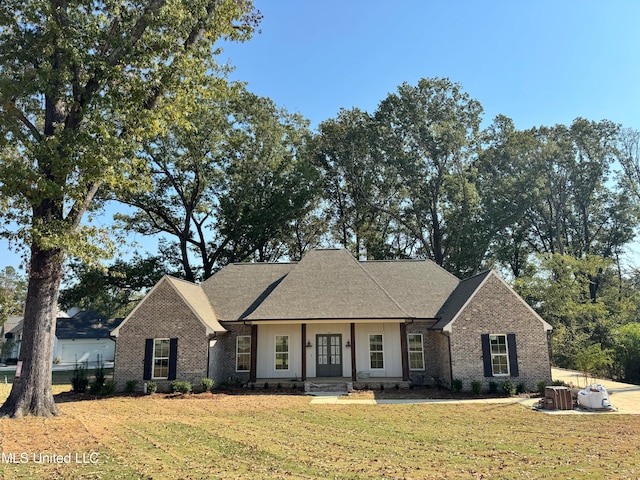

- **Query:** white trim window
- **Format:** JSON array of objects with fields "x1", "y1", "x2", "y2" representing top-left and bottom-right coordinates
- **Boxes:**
[
  {"x1": 236, "y1": 336, "x2": 251, "y2": 372},
  {"x1": 369, "y1": 334, "x2": 384, "y2": 369},
  {"x1": 153, "y1": 338, "x2": 170, "y2": 379},
  {"x1": 275, "y1": 335, "x2": 289, "y2": 370},
  {"x1": 490, "y1": 334, "x2": 509, "y2": 376},
  {"x1": 408, "y1": 334, "x2": 425, "y2": 370}
]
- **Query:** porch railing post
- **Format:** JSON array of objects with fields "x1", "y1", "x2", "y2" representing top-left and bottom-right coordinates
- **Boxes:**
[
  {"x1": 301, "y1": 323, "x2": 307, "y2": 381},
  {"x1": 250, "y1": 324, "x2": 257, "y2": 383},
  {"x1": 350, "y1": 322, "x2": 357, "y2": 381},
  {"x1": 400, "y1": 322, "x2": 409, "y2": 381}
]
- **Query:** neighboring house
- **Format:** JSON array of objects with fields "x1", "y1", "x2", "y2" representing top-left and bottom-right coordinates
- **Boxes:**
[
  {"x1": 1, "y1": 316, "x2": 24, "y2": 362},
  {"x1": 3, "y1": 310, "x2": 123, "y2": 365},
  {"x1": 112, "y1": 249, "x2": 552, "y2": 392},
  {"x1": 53, "y1": 311, "x2": 124, "y2": 365}
]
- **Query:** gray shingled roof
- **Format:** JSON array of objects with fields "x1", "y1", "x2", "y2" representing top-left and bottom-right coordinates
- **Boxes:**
[
  {"x1": 4, "y1": 312, "x2": 124, "y2": 340},
  {"x1": 361, "y1": 259, "x2": 460, "y2": 319},
  {"x1": 244, "y1": 249, "x2": 411, "y2": 320},
  {"x1": 432, "y1": 270, "x2": 492, "y2": 330},
  {"x1": 164, "y1": 276, "x2": 226, "y2": 333},
  {"x1": 55, "y1": 314, "x2": 124, "y2": 340},
  {"x1": 201, "y1": 263, "x2": 296, "y2": 321}
]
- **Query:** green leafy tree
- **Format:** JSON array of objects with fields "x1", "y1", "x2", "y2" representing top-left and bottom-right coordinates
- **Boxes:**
[
  {"x1": 0, "y1": 267, "x2": 27, "y2": 325},
  {"x1": 617, "y1": 127, "x2": 640, "y2": 201},
  {"x1": 0, "y1": 0, "x2": 259, "y2": 418},
  {"x1": 515, "y1": 254, "x2": 636, "y2": 369},
  {"x1": 574, "y1": 343, "x2": 613, "y2": 384},
  {"x1": 477, "y1": 116, "x2": 551, "y2": 278},
  {"x1": 59, "y1": 256, "x2": 169, "y2": 318},
  {"x1": 373, "y1": 77, "x2": 484, "y2": 274},
  {"x1": 116, "y1": 89, "x2": 319, "y2": 280},
  {"x1": 313, "y1": 108, "x2": 402, "y2": 260},
  {"x1": 478, "y1": 118, "x2": 638, "y2": 278},
  {"x1": 614, "y1": 322, "x2": 640, "y2": 384}
]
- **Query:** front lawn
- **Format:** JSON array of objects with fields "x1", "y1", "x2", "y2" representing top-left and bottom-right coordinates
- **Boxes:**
[{"x1": 0, "y1": 387, "x2": 638, "y2": 479}]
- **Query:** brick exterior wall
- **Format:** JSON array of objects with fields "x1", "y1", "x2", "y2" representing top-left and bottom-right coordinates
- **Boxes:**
[
  {"x1": 113, "y1": 280, "x2": 210, "y2": 392},
  {"x1": 210, "y1": 322, "x2": 252, "y2": 387},
  {"x1": 406, "y1": 321, "x2": 451, "y2": 386},
  {"x1": 448, "y1": 274, "x2": 552, "y2": 392}
]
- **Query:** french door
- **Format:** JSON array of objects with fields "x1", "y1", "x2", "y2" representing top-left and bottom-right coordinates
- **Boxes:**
[{"x1": 316, "y1": 334, "x2": 342, "y2": 377}]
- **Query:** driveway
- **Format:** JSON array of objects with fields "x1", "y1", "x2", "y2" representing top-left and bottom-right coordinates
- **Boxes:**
[{"x1": 548, "y1": 367, "x2": 640, "y2": 415}]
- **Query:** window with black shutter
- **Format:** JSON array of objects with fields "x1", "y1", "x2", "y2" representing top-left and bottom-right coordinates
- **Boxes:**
[{"x1": 481, "y1": 333, "x2": 519, "y2": 377}]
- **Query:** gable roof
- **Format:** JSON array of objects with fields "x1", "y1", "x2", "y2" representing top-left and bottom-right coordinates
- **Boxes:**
[
  {"x1": 433, "y1": 270, "x2": 553, "y2": 332},
  {"x1": 432, "y1": 271, "x2": 492, "y2": 330},
  {"x1": 111, "y1": 276, "x2": 226, "y2": 337},
  {"x1": 244, "y1": 249, "x2": 410, "y2": 320},
  {"x1": 112, "y1": 249, "x2": 551, "y2": 331}
]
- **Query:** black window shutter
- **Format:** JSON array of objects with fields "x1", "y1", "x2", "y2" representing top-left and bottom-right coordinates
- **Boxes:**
[
  {"x1": 481, "y1": 334, "x2": 492, "y2": 377},
  {"x1": 507, "y1": 333, "x2": 519, "y2": 377},
  {"x1": 168, "y1": 338, "x2": 178, "y2": 380},
  {"x1": 143, "y1": 339, "x2": 153, "y2": 380}
]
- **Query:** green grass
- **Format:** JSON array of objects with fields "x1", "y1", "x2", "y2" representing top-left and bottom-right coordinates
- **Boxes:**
[{"x1": 0, "y1": 388, "x2": 639, "y2": 479}]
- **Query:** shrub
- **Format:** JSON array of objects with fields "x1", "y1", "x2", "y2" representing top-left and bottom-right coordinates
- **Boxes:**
[
  {"x1": 145, "y1": 381, "x2": 157, "y2": 395},
  {"x1": 502, "y1": 380, "x2": 516, "y2": 396},
  {"x1": 201, "y1": 378, "x2": 214, "y2": 392},
  {"x1": 452, "y1": 378, "x2": 463, "y2": 392},
  {"x1": 471, "y1": 381, "x2": 482, "y2": 395},
  {"x1": 170, "y1": 380, "x2": 192, "y2": 394},
  {"x1": 89, "y1": 381, "x2": 102, "y2": 395},
  {"x1": 536, "y1": 380, "x2": 547, "y2": 396},
  {"x1": 94, "y1": 355, "x2": 106, "y2": 386},
  {"x1": 516, "y1": 382, "x2": 527, "y2": 394},
  {"x1": 71, "y1": 362, "x2": 89, "y2": 393},
  {"x1": 488, "y1": 381, "x2": 498, "y2": 394},
  {"x1": 101, "y1": 380, "x2": 116, "y2": 396},
  {"x1": 125, "y1": 380, "x2": 138, "y2": 394}
]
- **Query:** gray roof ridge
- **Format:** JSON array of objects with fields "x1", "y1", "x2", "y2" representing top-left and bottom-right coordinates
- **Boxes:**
[
  {"x1": 354, "y1": 257, "x2": 413, "y2": 318},
  {"x1": 462, "y1": 269, "x2": 492, "y2": 281},
  {"x1": 164, "y1": 275, "x2": 198, "y2": 286},
  {"x1": 230, "y1": 260, "x2": 300, "y2": 266},
  {"x1": 244, "y1": 248, "x2": 411, "y2": 320},
  {"x1": 362, "y1": 257, "x2": 460, "y2": 282}
]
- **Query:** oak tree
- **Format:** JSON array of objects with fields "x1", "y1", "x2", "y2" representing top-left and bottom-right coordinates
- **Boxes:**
[{"x1": 0, "y1": 0, "x2": 259, "y2": 417}]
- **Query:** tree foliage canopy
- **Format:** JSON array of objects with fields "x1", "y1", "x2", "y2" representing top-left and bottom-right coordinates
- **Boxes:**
[
  {"x1": 115, "y1": 87, "x2": 320, "y2": 281},
  {"x1": 0, "y1": 0, "x2": 260, "y2": 418}
]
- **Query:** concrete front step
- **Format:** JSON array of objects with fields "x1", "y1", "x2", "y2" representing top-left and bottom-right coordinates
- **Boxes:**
[{"x1": 304, "y1": 381, "x2": 353, "y2": 394}]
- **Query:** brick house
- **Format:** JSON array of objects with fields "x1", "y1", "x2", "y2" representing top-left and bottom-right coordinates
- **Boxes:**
[{"x1": 111, "y1": 249, "x2": 552, "y2": 392}]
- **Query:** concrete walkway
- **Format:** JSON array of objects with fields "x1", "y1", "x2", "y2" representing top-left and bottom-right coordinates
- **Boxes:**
[{"x1": 309, "y1": 368, "x2": 640, "y2": 414}]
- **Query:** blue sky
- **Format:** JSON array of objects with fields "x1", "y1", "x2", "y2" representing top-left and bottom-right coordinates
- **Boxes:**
[
  {"x1": 2, "y1": 0, "x2": 640, "y2": 273},
  {"x1": 220, "y1": 1, "x2": 640, "y2": 132}
]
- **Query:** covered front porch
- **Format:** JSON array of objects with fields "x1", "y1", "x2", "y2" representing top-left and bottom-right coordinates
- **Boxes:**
[{"x1": 245, "y1": 319, "x2": 412, "y2": 384}]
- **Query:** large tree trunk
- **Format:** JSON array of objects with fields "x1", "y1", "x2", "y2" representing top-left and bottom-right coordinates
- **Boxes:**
[{"x1": 0, "y1": 244, "x2": 63, "y2": 418}]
